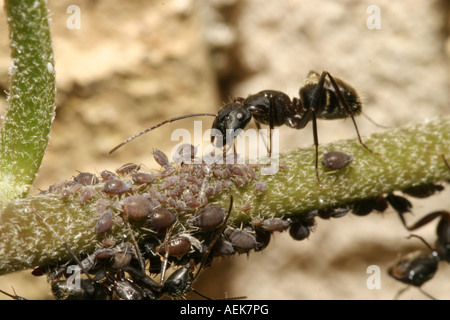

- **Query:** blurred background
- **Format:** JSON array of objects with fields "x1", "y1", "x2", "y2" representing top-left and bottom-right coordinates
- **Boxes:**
[{"x1": 0, "y1": 0, "x2": 449, "y2": 299}]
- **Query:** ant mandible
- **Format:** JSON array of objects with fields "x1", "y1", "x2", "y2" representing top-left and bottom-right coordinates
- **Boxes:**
[{"x1": 109, "y1": 71, "x2": 377, "y2": 188}]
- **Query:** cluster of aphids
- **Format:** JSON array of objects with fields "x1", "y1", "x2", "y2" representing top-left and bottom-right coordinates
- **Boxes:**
[{"x1": 22, "y1": 145, "x2": 301, "y2": 300}]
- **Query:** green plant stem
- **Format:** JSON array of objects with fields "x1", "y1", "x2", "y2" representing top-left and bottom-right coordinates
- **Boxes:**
[
  {"x1": 0, "y1": 116, "x2": 449, "y2": 275},
  {"x1": 0, "y1": 0, "x2": 56, "y2": 208}
]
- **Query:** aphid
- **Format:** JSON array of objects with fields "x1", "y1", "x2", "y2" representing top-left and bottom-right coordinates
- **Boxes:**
[
  {"x1": 402, "y1": 183, "x2": 444, "y2": 199},
  {"x1": 78, "y1": 187, "x2": 97, "y2": 203},
  {"x1": 289, "y1": 214, "x2": 317, "y2": 241},
  {"x1": 255, "y1": 181, "x2": 267, "y2": 194},
  {"x1": 132, "y1": 172, "x2": 156, "y2": 185},
  {"x1": 160, "y1": 196, "x2": 234, "y2": 299},
  {"x1": 100, "y1": 170, "x2": 118, "y2": 181},
  {"x1": 317, "y1": 206, "x2": 350, "y2": 219},
  {"x1": 147, "y1": 207, "x2": 177, "y2": 232},
  {"x1": 157, "y1": 236, "x2": 192, "y2": 257},
  {"x1": 74, "y1": 172, "x2": 99, "y2": 186},
  {"x1": 386, "y1": 193, "x2": 412, "y2": 215},
  {"x1": 95, "y1": 209, "x2": 114, "y2": 234},
  {"x1": 122, "y1": 195, "x2": 152, "y2": 220},
  {"x1": 116, "y1": 163, "x2": 140, "y2": 175},
  {"x1": 226, "y1": 228, "x2": 257, "y2": 253},
  {"x1": 102, "y1": 179, "x2": 131, "y2": 195},
  {"x1": 0, "y1": 288, "x2": 27, "y2": 300},
  {"x1": 259, "y1": 218, "x2": 291, "y2": 232},
  {"x1": 188, "y1": 205, "x2": 226, "y2": 229},
  {"x1": 322, "y1": 150, "x2": 353, "y2": 170}
]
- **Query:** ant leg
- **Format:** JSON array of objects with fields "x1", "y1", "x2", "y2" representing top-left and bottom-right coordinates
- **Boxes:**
[
  {"x1": 254, "y1": 121, "x2": 269, "y2": 157},
  {"x1": 393, "y1": 286, "x2": 410, "y2": 300},
  {"x1": 406, "y1": 234, "x2": 434, "y2": 252},
  {"x1": 418, "y1": 287, "x2": 437, "y2": 300},
  {"x1": 311, "y1": 113, "x2": 323, "y2": 189},
  {"x1": 191, "y1": 195, "x2": 234, "y2": 283},
  {"x1": 322, "y1": 71, "x2": 380, "y2": 156},
  {"x1": 442, "y1": 154, "x2": 450, "y2": 169},
  {"x1": 0, "y1": 287, "x2": 27, "y2": 300},
  {"x1": 159, "y1": 224, "x2": 175, "y2": 286}
]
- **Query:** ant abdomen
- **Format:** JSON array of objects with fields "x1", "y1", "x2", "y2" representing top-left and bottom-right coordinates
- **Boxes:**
[{"x1": 300, "y1": 71, "x2": 362, "y2": 119}]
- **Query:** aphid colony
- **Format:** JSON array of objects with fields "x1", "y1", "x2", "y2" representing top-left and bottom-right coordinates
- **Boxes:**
[{"x1": 29, "y1": 147, "x2": 296, "y2": 299}]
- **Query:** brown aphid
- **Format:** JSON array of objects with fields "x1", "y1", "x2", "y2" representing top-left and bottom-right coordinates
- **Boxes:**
[
  {"x1": 95, "y1": 209, "x2": 114, "y2": 234},
  {"x1": 132, "y1": 172, "x2": 156, "y2": 185},
  {"x1": 147, "y1": 207, "x2": 177, "y2": 232},
  {"x1": 100, "y1": 170, "x2": 118, "y2": 181},
  {"x1": 189, "y1": 206, "x2": 226, "y2": 229},
  {"x1": 172, "y1": 143, "x2": 197, "y2": 164},
  {"x1": 116, "y1": 163, "x2": 140, "y2": 175},
  {"x1": 212, "y1": 238, "x2": 235, "y2": 257},
  {"x1": 153, "y1": 149, "x2": 171, "y2": 168},
  {"x1": 74, "y1": 172, "x2": 99, "y2": 186},
  {"x1": 79, "y1": 187, "x2": 98, "y2": 203},
  {"x1": 228, "y1": 229, "x2": 257, "y2": 253},
  {"x1": 122, "y1": 195, "x2": 152, "y2": 220},
  {"x1": 157, "y1": 236, "x2": 191, "y2": 257},
  {"x1": 102, "y1": 179, "x2": 131, "y2": 194},
  {"x1": 260, "y1": 218, "x2": 291, "y2": 232},
  {"x1": 322, "y1": 151, "x2": 353, "y2": 170}
]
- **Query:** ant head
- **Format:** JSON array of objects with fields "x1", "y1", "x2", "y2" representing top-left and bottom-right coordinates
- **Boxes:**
[
  {"x1": 388, "y1": 250, "x2": 439, "y2": 287},
  {"x1": 211, "y1": 103, "x2": 252, "y2": 146}
]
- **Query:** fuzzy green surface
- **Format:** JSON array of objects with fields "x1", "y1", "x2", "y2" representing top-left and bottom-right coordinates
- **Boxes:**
[
  {"x1": 0, "y1": 116, "x2": 449, "y2": 274},
  {"x1": 0, "y1": 0, "x2": 56, "y2": 208}
]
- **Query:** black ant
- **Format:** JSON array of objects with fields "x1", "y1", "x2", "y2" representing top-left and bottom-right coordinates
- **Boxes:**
[
  {"x1": 109, "y1": 71, "x2": 376, "y2": 188},
  {"x1": 389, "y1": 210, "x2": 450, "y2": 299}
]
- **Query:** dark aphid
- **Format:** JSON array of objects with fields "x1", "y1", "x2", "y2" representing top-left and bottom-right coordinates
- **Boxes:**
[
  {"x1": 435, "y1": 212, "x2": 450, "y2": 262},
  {"x1": 122, "y1": 195, "x2": 152, "y2": 220},
  {"x1": 212, "y1": 237, "x2": 235, "y2": 257},
  {"x1": 157, "y1": 236, "x2": 192, "y2": 257},
  {"x1": 254, "y1": 229, "x2": 271, "y2": 252},
  {"x1": 372, "y1": 195, "x2": 389, "y2": 213},
  {"x1": 322, "y1": 150, "x2": 353, "y2": 170},
  {"x1": 116, "y1": 163, "x2": 141, "y2": 175},
  {"x1": 386, "y1": 193, "x2": 412, "y2": 215},
  {"x1": 74, "y1": 172, "x2": 99, "y2": 186},
  {"x1": 79, "y1": 187, "x2": 98, "y2": 203},
  {"x1": 188, "y1": 206, "x2": 226, "y2": 229},
  {"x1": 289, "y1": 213, "x2": 317, "y2": 241},
  {"x1": 259, "y1": 218, "x2": 291, "y2": 232},
  {"x1": 147, "y1": 207, "x2": 177, "y2": 232},
  {"x1": 317, "y1": 206, "x2": 350, "y2": 219},
  {"x1": 95, "y1": 209, "x2": 114, "y2": 234},
  {"x1": 102, "y1": 179, "x2": 131, "y2": 195},
  {"x1": 352, "y1": 198, "x2": 378, "y2": 216},
  {"x1": 52, "y1": 279, "x2": 109, "y2": 300},
  {"x1": 402, "y1": 183, "x2": 444, "y2": 199},
  {"x1": 388, "y1": 250, "x2": 439, "y2": 288},
  {"x1": 100, "y1": 170, "x2": 118, "y2": 181},
  {"x1": 227, "y1": 229, "x2": 257, "y2": 253},
  {"x1": 132, "y1": 172, "x2": 156, "y2": 185}
]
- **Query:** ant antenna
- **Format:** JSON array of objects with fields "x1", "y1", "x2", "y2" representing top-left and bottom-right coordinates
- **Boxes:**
[
  {"x1": 406, "y1": 234, "x2": 435, "y2": 252},
  {"x1": 108, "y1": 113, "x2": 216, "y2": 155},
  {"x1": 361, "y1": 111, "x2": 392, "y2": 129}
]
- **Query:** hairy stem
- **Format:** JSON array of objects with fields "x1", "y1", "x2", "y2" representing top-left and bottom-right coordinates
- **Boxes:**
[
  {"x1": 0, "y1": 116, "x2": 449, "y2": 275},
  {"x1": 0, "y1": 0, "x2": 56, "y2": 208}
]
